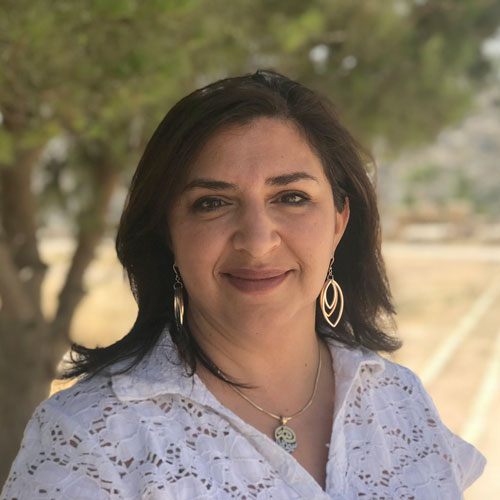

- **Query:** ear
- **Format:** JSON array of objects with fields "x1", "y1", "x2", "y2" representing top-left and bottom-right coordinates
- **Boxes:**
[{"x1": 333, "y1": 197, "x2": 350, "y2": 251}]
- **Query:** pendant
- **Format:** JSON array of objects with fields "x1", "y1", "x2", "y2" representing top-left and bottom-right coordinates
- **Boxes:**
[{"x1": 274, "y1": 422, "x2": 298, "y2": 453}]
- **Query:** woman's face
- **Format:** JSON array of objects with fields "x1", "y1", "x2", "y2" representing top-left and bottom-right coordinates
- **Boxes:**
[{"x1": 168, "y1": 117, "x2": 349, "y2": 332}]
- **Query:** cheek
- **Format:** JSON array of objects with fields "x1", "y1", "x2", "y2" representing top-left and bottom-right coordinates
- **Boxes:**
[
  {"x1": 289, "y1": 207, "x2": 336, "y2": 253},
  {"x1": 284, "y1": 211, "x2": 336, "y2": 283},
  {"x1": 170, "y1": 220, "x2": 228, "y2": 288}
]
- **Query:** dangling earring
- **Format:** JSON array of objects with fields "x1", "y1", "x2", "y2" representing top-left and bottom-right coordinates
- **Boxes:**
[
  {"x1": 320, "y1": 259, "x2": 344, "y2": 328},
  {"x1": 173, "y1": 264, "x2": 184, "y2": 328}
]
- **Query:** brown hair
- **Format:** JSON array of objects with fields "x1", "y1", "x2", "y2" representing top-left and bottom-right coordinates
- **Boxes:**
[{"x1": 67, "y1": 70, "x2": 400, "y2": 380}]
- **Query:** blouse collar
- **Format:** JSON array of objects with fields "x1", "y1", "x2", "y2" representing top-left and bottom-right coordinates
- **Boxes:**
[{"x1": 112, "y1": 331, "x2": 386, "y2": 404}]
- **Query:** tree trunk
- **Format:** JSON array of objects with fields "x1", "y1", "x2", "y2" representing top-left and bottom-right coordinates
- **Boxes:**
[
  {"x1": 0, "y1": 317, "x2": 52, "y2": 486},
  {"x1": 0, "y1": 146, "x2": 48, "y2": 310},
  {"x1": 0, "y1": 145, "x2": 50, "y2": 485},
  {"x1": 50, "y1": 159, "x2": 119, "y2": 365},
  {"x1": 0, "y1": 148, "x2": 119, "y2": 485}
]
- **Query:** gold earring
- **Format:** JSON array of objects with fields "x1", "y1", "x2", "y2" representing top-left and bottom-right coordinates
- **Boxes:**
[
  {"x1": 319, "y1": 260, "x2": 344, "y2": 328},
  {"x1": 173, "y1": 264, "x2": 184, "y2": 328}
]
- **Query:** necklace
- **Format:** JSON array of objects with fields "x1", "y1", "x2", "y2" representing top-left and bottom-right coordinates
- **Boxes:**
[{"x1": 227, "y1": 343, "x2": 322, "y2": 454}]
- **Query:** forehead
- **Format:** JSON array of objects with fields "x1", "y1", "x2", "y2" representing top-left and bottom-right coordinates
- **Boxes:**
[{"x1": 185, "y1": 117, "x2": 328, "y2": 182}]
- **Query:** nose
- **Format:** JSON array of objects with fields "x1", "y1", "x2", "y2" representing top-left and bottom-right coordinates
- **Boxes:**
[{"x1": 231, "y1": 202, "x2": 281, "y2": 258}]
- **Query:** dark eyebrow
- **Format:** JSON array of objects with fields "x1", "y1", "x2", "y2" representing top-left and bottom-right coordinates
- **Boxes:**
[
  {"x1": 183, "y1": 172, "x2": 318, "y2": 192},
  {"x1": 265, "y1": 172, "x2": 318, "y2": 186},
  {"x1": 183, "y1": 179, "x2": 238, "y2": 192}
]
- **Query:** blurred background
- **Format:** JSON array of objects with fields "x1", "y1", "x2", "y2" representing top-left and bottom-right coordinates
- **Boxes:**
[{"x1": 1, "y1": 0, "x2": 499, "y2": 496}]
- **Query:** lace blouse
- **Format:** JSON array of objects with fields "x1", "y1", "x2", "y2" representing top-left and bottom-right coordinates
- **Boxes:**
[{"x1": 2, "y1": 334, "x2": 485, "y2": 499}]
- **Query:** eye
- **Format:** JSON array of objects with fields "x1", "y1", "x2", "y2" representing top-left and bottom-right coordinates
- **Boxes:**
[
  {"x1": 274, "y1": 191, "x2": 311, "y2": 206},
  {"x1": 192, "y1": 196, "x2": 229, "y2": 212}
]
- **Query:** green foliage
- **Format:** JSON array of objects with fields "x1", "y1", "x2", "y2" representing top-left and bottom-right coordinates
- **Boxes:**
[
  {"x1": 1, "y1": 0, "x2": 499, "y2": 224},
  {"x1": 270, "y1": 8, "x2": 326, "y2": 53},
  {"x1": 405, "y1": 163, "x2": 441, "y2": 184}
]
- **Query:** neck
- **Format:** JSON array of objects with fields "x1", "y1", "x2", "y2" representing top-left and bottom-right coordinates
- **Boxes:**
[{"x1": 187, "y1": 305, "x2": 321, "y2": 399}]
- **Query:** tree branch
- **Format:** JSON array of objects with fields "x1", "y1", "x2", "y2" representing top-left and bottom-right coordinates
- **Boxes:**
[
  {"x1": 0, "y1": 144, "x2": 48, "y2": 311},
  {"x1": 0, "y1": 235, "x2": 37, "y2": 323}
]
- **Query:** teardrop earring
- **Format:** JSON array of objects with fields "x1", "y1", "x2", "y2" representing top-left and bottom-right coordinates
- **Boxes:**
[
  {"x1": 173, "y1": 264, "x2": 184, "y2": 328},
  {"x1": 319, "y1": 259, "x2": 344, "y2": 328}
]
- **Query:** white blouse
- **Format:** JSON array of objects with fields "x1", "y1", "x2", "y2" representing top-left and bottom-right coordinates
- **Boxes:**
[{"x1": 2, "y1": 334, "x2": 485, "y2": 499}]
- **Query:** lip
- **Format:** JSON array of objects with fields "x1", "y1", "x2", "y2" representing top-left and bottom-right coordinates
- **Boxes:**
[{"x1": 221, "y1": 269, "x2": 291, "y2": 293}]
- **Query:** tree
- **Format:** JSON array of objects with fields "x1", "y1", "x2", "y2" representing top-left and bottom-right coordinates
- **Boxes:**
[{"x1": 1, "y1": 0, "x2": 499, "y2": 483}]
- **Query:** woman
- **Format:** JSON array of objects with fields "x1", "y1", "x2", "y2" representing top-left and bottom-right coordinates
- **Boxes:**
[{"x1": 2, "y1": 70, "x2": 485, "y2": 499}]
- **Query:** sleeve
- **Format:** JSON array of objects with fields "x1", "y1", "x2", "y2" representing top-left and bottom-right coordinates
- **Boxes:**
[
  {"x1": 411, "y1": 372, "x2": 487, "y2": 492},
  {"x1": 441, "y1": 426, "x2": 486, "y2": 491},
  {"x1": 1, "y1": 401, "x2": 125, "y2": 500}
]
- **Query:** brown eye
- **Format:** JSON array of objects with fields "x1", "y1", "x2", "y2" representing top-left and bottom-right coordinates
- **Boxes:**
[
  {"x1": 193, "y1": 197, "x2": 229, "y2": 212},
  {"x1": 275, "y1": 192, "x2": 310, "y2": 205}
]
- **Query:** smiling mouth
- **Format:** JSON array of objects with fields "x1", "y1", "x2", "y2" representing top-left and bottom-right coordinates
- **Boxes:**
[{"x1": 222, "y1": 270, "x2": 291, "y2": 293}]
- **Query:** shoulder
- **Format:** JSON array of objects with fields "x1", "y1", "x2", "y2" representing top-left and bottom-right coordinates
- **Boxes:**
[
  {"x1": 2, "y1": 376, "x2": 133, "y2": 499},
  {"x1": 35, "y1": 367, "x2": 175, "y2": 449},
  {"x1": 39, "y1": 334, "x2": 187, "y2": 429},
  {"x1": 378, "y1": 357, "x2": 486, "y2": 490},
  {"x1": 15, "y1": 374, "x2": 126, "y2": 467},
  {"x1": 369, "y1": 352, "x2": 429, "y2": 395},
  {"x1": 36, "y1": 374, "x2": 119, "y2": 428},
  {"x1": 330, "y1": 340, "x2": 421, "y2": 393},
  {"x1": 334, "y1": 344, "x2": 486, "y2": 492},
  {"x1": 332, "y1": 340, "x2": 435, "y2": 399}
]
